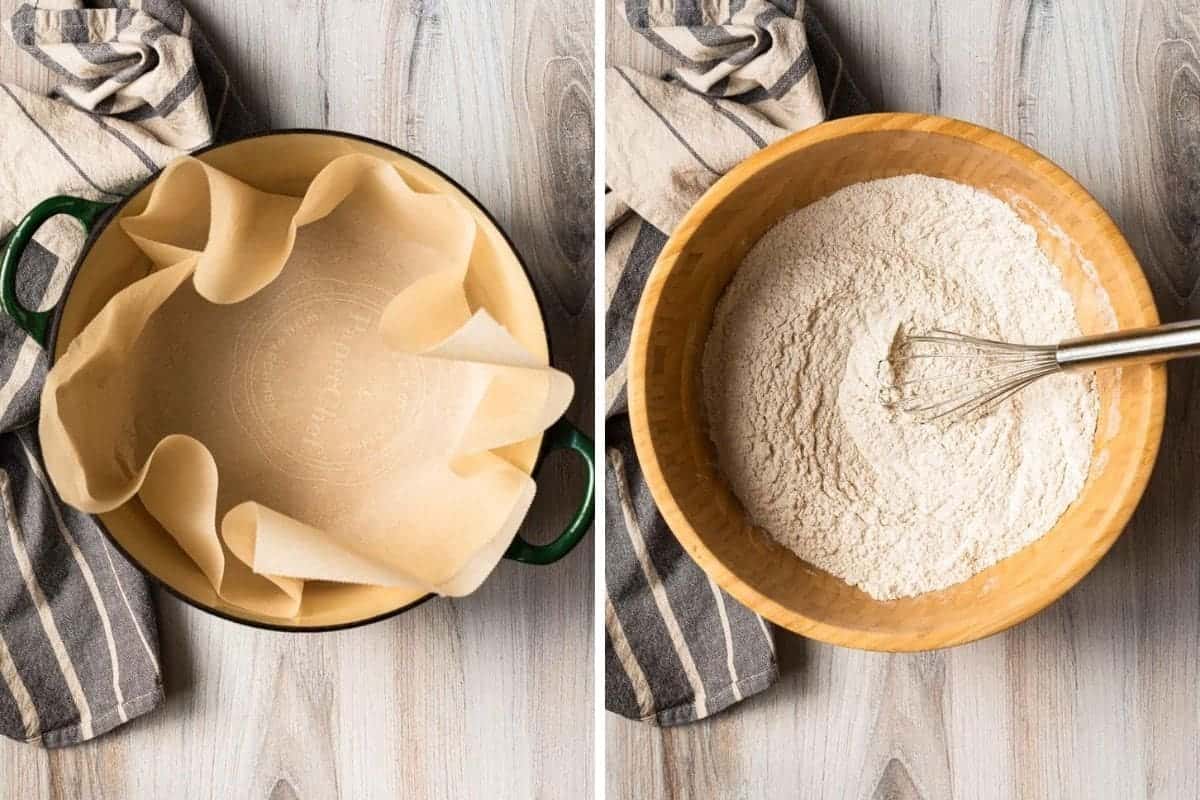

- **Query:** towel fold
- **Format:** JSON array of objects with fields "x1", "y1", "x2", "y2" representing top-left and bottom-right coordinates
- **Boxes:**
[
  {"x1": 0, "y1": 0, "x2": 256, "y2": 746},
  {"x1": 605, "y1": 0, "x2": 868, "y2": 725}
]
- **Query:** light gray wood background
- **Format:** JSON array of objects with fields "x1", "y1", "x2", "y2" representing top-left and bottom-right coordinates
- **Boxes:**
[
  {"x1": 0, "y1": 1, "x2": 594, "y2": 798},
  {"x1": 607, "y1": 1, "x2": 1200, "y2": 798}
]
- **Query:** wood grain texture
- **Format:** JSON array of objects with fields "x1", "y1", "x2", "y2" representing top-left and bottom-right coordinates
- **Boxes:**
[
  {"x1": 608, "y1": 0, "x2": 1200, "y2": 798},
  {"x1": 0, "y1": 1, "x2": 593, "y2": 798}
]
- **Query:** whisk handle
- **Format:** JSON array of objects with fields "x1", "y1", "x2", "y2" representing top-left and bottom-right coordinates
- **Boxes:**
[{"x1": 1056, "y1": 319, "x2": 1200, "y2": 371}]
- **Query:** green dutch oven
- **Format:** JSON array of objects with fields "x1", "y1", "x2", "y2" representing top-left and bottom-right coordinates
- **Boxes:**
[{"x1": 0, "y1": 130, "x2": 594, "y2": 631}]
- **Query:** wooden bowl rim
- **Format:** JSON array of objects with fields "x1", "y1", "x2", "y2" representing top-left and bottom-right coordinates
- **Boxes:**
[{"x1": 627, "y1": 111, "x2": 1166, "y2": 651}]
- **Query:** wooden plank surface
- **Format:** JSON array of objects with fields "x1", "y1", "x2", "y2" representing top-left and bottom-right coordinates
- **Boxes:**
[
  {"x1": 606, "y1": 1, "x2": 1200, "y2": 798},
  {"x1": 0, "y1": 2, "x2": 594, "y2": 798}
]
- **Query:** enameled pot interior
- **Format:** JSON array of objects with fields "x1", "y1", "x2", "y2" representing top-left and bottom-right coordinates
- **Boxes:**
[
  {"x1": 53, "y1": 132, "x2": 549, "y2": 629},
  {"x1": 637, "y1": 122, "x2": 1163, "y2": 649}
]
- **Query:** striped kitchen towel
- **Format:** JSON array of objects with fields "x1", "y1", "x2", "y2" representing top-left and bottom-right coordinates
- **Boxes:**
[
  {"x1": 606, "y1": 0, "x2": 868, "y2": 725},
  {"x1": 0, "y1": 0, "x2": 257, "y2": 746}
]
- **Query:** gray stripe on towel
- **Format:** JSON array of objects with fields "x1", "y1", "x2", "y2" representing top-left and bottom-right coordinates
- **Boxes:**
[{"x1": 0, "y1": 85, "x2": 124, "y2": 199}]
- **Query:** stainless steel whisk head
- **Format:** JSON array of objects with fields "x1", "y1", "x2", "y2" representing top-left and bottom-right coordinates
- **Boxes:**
[
  {"x1": 881, "y1": 330, "x2": 1061, "y2": 422},
  {"x1": 882, "y1": 319, "x2": 1200, "y2": 423}
]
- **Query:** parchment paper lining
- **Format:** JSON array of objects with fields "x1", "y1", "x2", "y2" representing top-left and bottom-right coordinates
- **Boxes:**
[{"x1": 39, "y1": 154, "x2": 573, "y2": 619}]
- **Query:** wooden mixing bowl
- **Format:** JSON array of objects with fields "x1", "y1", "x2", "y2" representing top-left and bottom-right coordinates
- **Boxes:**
[{"x1": 628, "y1": 113, "x2": 1165, "y2": 651}]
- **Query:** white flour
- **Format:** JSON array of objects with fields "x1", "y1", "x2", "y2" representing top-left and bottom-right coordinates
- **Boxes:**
[{"x1": 702, "y1": 175, "x2": 1100, "y2": 600}]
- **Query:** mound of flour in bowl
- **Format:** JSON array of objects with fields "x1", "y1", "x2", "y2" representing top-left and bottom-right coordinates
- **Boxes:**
[{"x1": 701, "y1": 175, "x2": 1101, "y2": 600}]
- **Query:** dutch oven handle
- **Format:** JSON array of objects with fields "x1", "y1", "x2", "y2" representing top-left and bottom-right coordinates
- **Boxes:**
[
  {"x1": 1, "y1": 196, "x2": 113, "y2": 348},
  {"x1": 504, "y1": 417, "x2": 595, "y2": 565}
]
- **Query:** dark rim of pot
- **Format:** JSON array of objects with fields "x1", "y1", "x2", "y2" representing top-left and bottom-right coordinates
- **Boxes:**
[{"x1": 45, "y1": 128, "x2": 556, "y2": 633}]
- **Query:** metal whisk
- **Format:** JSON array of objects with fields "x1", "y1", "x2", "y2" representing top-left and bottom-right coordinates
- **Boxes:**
[{"x1": 884, "y1": 319, "x2": 1200, "y2": 422}]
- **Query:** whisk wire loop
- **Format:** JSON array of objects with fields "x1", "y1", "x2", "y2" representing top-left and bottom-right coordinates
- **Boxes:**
[
  {"x1": 885, "y1": 329, "x2": 1062, "y2": 422},
  {"x1": 904, "y1": 329, "x2": 1052, "y2": 353}
]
